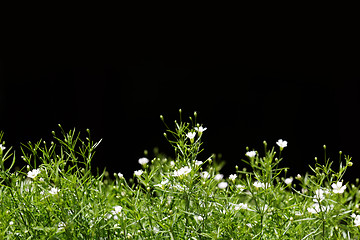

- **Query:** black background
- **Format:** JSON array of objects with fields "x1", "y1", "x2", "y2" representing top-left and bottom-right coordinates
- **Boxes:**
[{"x1": 1, "y1": 20, "x2": 359, "y2": 182}]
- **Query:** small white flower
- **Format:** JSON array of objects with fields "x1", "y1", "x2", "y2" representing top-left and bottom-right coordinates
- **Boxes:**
[
  {"x1": 307, "y1": 203, "x2": 320, "y2": 214},
  {"x1": 276, "y1": 139, "x2": 288, "y2": 149},
  {"x1": 214, "y1": 174, "x2": 224, "y2": 181},
  {"x1": 49, "y1": 187, "x2": 60, "y2": 195},
  {"x1": 355, "y1": 215, "x2": 360, "y2": 226},
  {"x1": 113, "y1": 206, "x2": 123, "y2": 214},
  {"x1": 173, "y1": 166, "x2": 191, "y2": 177},
  {"x1": 169, "y1": 161, "x2": 175, "y2": 167},
  {"x1": 307, "y1": 203, "x2": 333, "y2": 214},
  {"x1": 110, "y1": 206, "x2": 123, "y2": 220},
  {"x1": 313, "y1": 189, "x2": 328, "y2": 202},
  {"x1": 195, "y1": 126, "x2": 207, "y2": 134},
  {"x1": 58, "y1": 222, "x2": 66, "y2": 230},
  {"x1": 245, "y1": 151, "x2": 256, "y2": 158},
  {"x1": 134, "y1": 170, "x2": 143, "y2": 176},
  {"x1": 246, "y1": 223, "x2": 253, "y2": 228},
  {"x1": 200, "y1": 171, "x2": 210, "y2": 179},
  {"x1": 153, "y1": 226, "x2": 160, "y2": 233},
  {"x1": 229, "y1": 174, "x2": 237, "y2": 181},
  {"x1": 138, "y1": 157, "x2": 149, "y2": 165},
  {"x1": 253, "y1": 181, "x2": 268, "y2": 189},
  {"x1": 295, "y1": 211, "x2": 302, "y2": 216},
  {"x1": 9, "y1": 221, "x2": 14, "y2": 225},
  {"x1": 27, "y1": 169, "x2": 41, "y2": 179},
  {"x1": 154, "y1": 179, "x2": 169, "y2": 188},
  {"x1": 186, "y1": 132, "x2": 196, "y2": 140},
  {"x1": 332, "y1": 181, "x2": 346, "y2": 194},
  {"x1": 195, "y1": 160, "x2": 203, "y2": 166},
  {"x1": 194, "y1": 215, "x2": 203, "y2": 221},
  {"x1": 284, "y1": 177, "x2": 293, "y2": 185},
  {"x1": 218, "y1": 182, "x2": 228, "y2": 189},
  {"x1": 118, "y1": 173, "x2": 124, "y2": 178},
  {"x1": 231, "y1": 202, "x2": 249, "y2": 211},
  {"x1": 236, "y1": 184, "x2": 245, "y2": 191},
  {"x1": 295, "y1": 174, "x2": 302, "y2": 180},
  {"x1": 0, "y1": 144, "x2": 5, "y2": 151}
]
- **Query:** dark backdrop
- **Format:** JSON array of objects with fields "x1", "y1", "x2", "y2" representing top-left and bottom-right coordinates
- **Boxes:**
[{"x1": 1, "y1": 45, "x2": 359, "y2": 181}]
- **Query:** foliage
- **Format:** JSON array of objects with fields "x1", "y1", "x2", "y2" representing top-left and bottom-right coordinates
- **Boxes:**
[{"x1": 1, "y1": 111, "x2": 360, "y2": 239}]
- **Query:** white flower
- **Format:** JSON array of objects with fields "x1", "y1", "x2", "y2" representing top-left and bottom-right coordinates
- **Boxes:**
[
  {"x1": 276, "y1": 139, "x2": 288, "y2": 149},
  {"x1": 112, "y1": 206, "x2": 123, "y2": 214},
  {"x1": 214, "y1": 174, "x2": 224, "y2": 181},
  {"x1": 231, "y1": 202, "x2": 249, "y2": 211},
  {"x1": 154, "y1": 179, "x2": 169, "y2": 188},
  {"x1": 245, "y1": 151, "x2": 256, "y2": 158},
  {"x1": 307, "y1": 205, "x2": 318, "y2": 214},
  {"x1": 194, "y1": 215, "x2": 203, "y2": 221},
  {"x1": 229, "y1": 174, "x2": 237, "y2": 181},
  {"x1": 27, "y1": 169, "x2": 41, "y2": 179},
  {"x1": 195, "y1": 160, "x2": 203, "y2": 166},
  {"x1": 284, "y1": 177, "x2": 293, "y2": 185},
  {"x1": 138, "y1": 157, "x2": 149, "y2": 165},
  {"x1": 313, "y1": 189, "x2": 328, "y2": 202},
  {"x1": 186, "y1": 132, "x2": 196, "y2": 140},
  {"x1": 355, "y1": 216, "x2": 360, "y2": 226},
  {"x1": 58, "y1": 222, "x2": 66, "y2": 230},
  {"x1": 246, "y1": 223, "x2": 253, "y2": 228},
  {"x1": 295, "y1": 174, "x2": 302, "y2": 180},
  {"x1": 169, "y1": 161, "x2": 175, "y2": 167},
  {"x1": 134, "y1": 170, "x2": 143, "y2": 176},
  {"x1": 354, "y1": 215, "x2": 360, "y2": 226},
  {"x1": 0, "y1": 144, "x2": 5, "y2": 151},
  {"x1": 218, "y1": 182, "x2": 228, "y2": 189},
  {"x1": 173, "y1": 166, "x2": 191, "y2": 177},
  {"x1": 118, "y1": 173, "x2": 124, "y2": 178},
  {"x1": 307, "y1": 203, "x2": 333, "y2": 214},
  {"x1": 236, "y1": 184, "x2": 245, "y2": 191},
  {"x1": 49, "y1": 187, "x2": 60, "y2": 195},
  {"x1": 200, "y1": 171, "x2": 210, "y2": 179},
  {"x1": 332, "y1": 181, "x2": 346, "y2": 194},
  {"x1": 253, "y1": 181, "x2": 269, "y2": 189},
  {"x1": 195, "y1": 126, "x2": 207, "y2": 134},
  {"x1": 110, "y1": 206, "x2": 123, "y2": 220}
]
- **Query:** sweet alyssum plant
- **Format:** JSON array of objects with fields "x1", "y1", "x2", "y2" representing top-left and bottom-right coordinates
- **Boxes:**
[{"x1": 1, "y1": 110, "x2": 360, "y2": 239}]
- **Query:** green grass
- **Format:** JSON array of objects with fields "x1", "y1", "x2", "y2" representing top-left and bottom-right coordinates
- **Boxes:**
[{"x1": 1, "y1": 110, "x2": 360, "y2": 239}]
